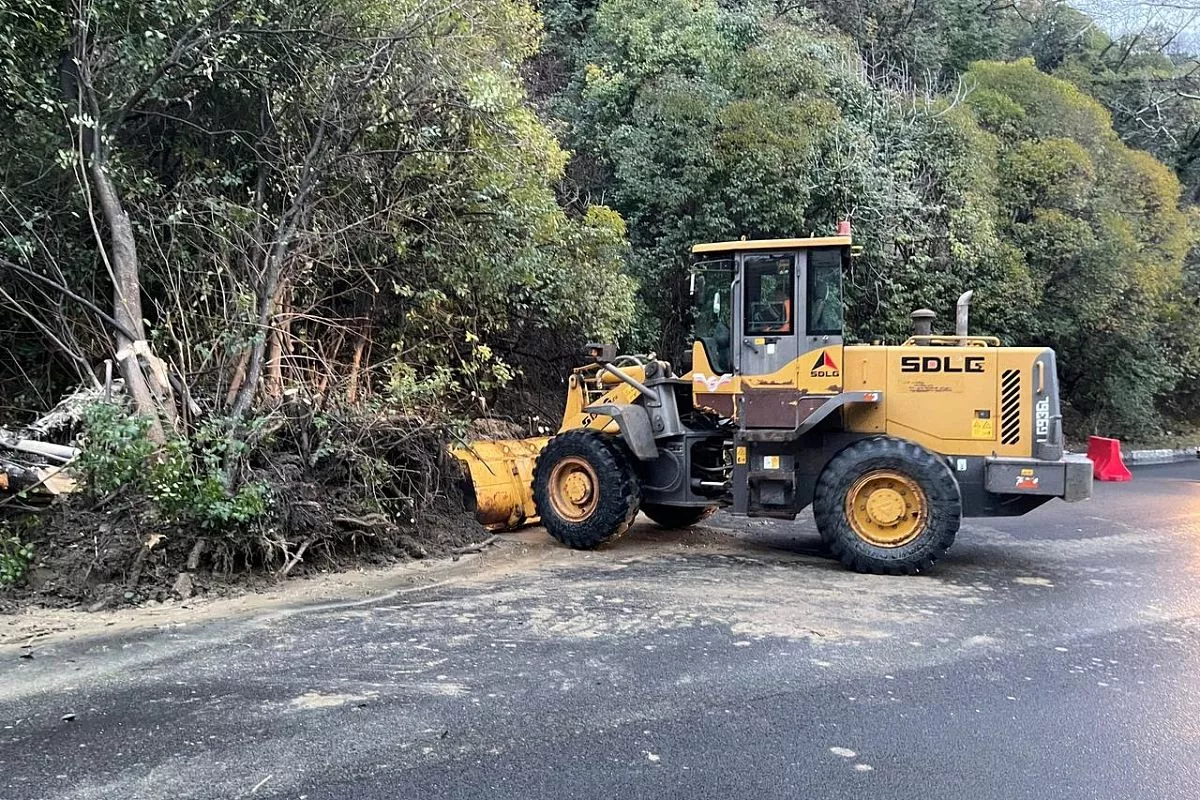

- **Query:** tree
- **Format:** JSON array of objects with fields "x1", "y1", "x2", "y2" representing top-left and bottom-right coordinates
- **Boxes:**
[
  {"x1": 962, "y1": 58, "x2": 1191, "y2": 433},
  {"x1": 0, "y1": 0, "x2": 637, "y2": 557},
  {"x1": 1, "y1": 0, "x2": 636, "y2": 423},
  {"x1": 537, "y1": 0, "x2": 1197, "y2": 435}
]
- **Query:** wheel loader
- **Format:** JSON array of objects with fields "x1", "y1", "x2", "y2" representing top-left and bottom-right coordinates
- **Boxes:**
[{"x1": 454, "y1": 230, "x2": 1093, "y2": 574}]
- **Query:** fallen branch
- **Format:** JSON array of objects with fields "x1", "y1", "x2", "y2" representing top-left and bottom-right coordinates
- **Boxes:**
[
  {"x1": 0, "y1": 460, "x2": 77, "y2": 509},
  {"x1": 0, "y1": 430, "x2": 80, "y2": 463},
  {"x1": 332, "y1": 513, "x2": 392, "y2": 530},
  {"x1": 277, "y1": 537, "x2": 315, "y2": 578},
  {"x1": 451, "y1": 534, "x2": 498, "y2": 555}
]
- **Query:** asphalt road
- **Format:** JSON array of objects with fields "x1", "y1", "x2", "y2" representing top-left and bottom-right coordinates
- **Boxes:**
[{"x1": 3, "y1": 462, "x2": 1200, "y2": 799}]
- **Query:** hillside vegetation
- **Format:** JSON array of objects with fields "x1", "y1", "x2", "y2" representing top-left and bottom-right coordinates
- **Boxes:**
[
  {"x1": 1, "y1": 0, "x2": 1198, "y2": 595},
  {"x1": 534, "y1": 0, "x2": 1200, "y2": 436}
]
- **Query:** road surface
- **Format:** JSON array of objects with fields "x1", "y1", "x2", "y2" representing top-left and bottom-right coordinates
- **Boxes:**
[{"x1": 3, "y1": 462, "x2": 1200, "y2": 799}]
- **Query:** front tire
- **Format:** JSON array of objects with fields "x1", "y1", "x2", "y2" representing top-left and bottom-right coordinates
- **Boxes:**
[
  {"x1": 813, "y1": 437, "x2": 961, "y2": 575},
  {"x1": 641, "y1": 503, "x2": 716, "y2": 529},
  {"x1": 533, "y1": 430, "x2": 641, "y2": 549}
]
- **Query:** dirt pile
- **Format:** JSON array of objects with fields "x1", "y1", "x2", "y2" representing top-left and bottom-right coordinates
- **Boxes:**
[{"x1": 1, "y1": 424, "x2": 487, "y2": 612}]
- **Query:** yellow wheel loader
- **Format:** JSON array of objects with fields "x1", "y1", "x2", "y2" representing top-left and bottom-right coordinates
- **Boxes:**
[{"x1": 455, "y1": 231, "x2": 1092, "y2": 574}]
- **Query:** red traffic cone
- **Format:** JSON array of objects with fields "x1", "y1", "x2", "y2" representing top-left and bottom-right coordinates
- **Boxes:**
[{"x1": 1086, "y1": 436, "x2": 1132, "y2": 482}]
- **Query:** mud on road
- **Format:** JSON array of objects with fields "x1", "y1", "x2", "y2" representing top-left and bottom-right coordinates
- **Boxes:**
[
  {"x1": 3, "y1": 465, "x2": 1200, "y2": 800},
  {"x1": 0, "y1": 507, "x2": 1107, "y2": 653}
]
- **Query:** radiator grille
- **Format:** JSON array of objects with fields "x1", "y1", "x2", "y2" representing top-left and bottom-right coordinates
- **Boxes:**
[{"x1": 1001, "y1": 369, "x2": 1021, "y2": 445}]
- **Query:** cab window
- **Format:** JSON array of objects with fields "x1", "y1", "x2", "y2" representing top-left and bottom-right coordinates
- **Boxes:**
[
  {"x1": 691, "y1": 260, "x2": 733, "y2": 373},
  {"x1": 807, "y1": 248, "x2": 844, "y2": 336},
  {"x1": 743, "y1": 253, "x2": 794, "y2": 336}
]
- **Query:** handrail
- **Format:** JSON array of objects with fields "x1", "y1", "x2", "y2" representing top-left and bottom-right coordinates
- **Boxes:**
[{"x1": 902, "y1": 335, "x2": 1001, "y2": 347}]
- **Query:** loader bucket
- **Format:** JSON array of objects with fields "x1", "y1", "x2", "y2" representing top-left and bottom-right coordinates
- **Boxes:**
[{"x1": 452, "y1": 437, "x2": 549, "y2": 531}]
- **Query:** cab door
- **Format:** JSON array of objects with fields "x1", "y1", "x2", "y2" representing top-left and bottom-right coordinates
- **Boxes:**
[
  {"x1": 735, "y1": 246, "x2": 846, "y2": 430},
  {"x1": 734, "y1": 251, "x2": 800, "y2": 377},
  {"x1": 798, "y1": 246, "x2": 846, "y2": 396}
]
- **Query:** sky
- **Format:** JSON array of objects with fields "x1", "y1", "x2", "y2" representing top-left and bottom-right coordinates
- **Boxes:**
[{"x1": 1074, "y1": 0, "x2": 1200, "y2": 51}]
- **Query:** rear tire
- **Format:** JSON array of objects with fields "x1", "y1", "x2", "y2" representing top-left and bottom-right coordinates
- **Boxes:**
[
  {"x1": 641, "y1": 503, "x2": 716, "y2": 529},
  {"x1": 813, "y1": 437, "x2": 961, "y2": 575},
  {"x1": 533, "y1": 430, "x2": 641, "y2": 549}
]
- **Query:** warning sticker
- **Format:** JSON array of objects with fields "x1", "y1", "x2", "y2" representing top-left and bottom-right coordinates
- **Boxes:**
[
  {"x1": 736, "y1": 446, "x2": 747, "y2": 465},
  {"x1": 763, "y1": 455, "x2": 780, "y2": 470},
  {"x1": 971, "y1": 418, "x2": 994, "y2": 439}
]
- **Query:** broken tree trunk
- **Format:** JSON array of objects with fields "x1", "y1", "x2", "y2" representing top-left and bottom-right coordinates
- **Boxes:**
[
  {"x1": 63, "y1": 39, "x2": 177, "y2": 442},
  {"x1": 90, "y1": 160, "x2": 175, "y2": 442}
]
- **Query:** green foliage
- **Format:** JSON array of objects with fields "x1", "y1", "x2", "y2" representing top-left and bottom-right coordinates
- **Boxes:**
[
  {"x1": 967, "y1": 58, "x2": 1118, "y2": 147},
  {"x1": 0, "y1": 534, "x2": 35, "y2": 587},
  {"x1": 75, "y1": 403, "x2": 163, "y2": 498},
  {"x1": 537, "y1": 0, "x2": 1199, "y2": 437},
  {"x1": 803, "y1": 0, "x2": 1029, "y2": 77},
  {"x1": 1001, "y1": 138, "x2": 1094, "y2": 214},
  {"x1": 549, "y1": 0, "x2": 858, "y2": 346},
  {"x1": 957, "y1": 60, "x2": 1192, "y2": 434},
  {"x1": 546, "y1": 0, "x2": 1047, "y2": 348},
  {"x1": 0, "y1": 0, "x2": 637, "y2": 419},
  {"x1": 2, "y1": 0, "x2": 1199, "y2": 448},
  {"x1": 77, "y1": 404, "x2": 269, "y2": 531}
]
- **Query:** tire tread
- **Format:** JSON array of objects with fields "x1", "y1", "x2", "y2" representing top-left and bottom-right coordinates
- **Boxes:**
[
  {"x1": 812, "y1": 437, "x2": 961, "y2": 575},
  {"x1": 532, "y1": 430, "x2": 641, "y2": 549}
]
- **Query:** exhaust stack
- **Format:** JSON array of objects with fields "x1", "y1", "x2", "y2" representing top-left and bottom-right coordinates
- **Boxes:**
[{"x1": 956, "y1": 290, "x2": 973, "y2": 341}]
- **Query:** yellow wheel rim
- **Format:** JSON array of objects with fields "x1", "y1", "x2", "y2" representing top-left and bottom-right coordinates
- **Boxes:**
[
  {"x1": 548, "y1": 456, "x2": 599, "y2": 522},
  {"x1": 845, "y1": 470, "x2": 928, "y2": 548}
]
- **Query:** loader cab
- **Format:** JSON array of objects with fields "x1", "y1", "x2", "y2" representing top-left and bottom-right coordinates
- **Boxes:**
[{"x1": 689, "y1": 236, "x2": 849, "y2": 398}]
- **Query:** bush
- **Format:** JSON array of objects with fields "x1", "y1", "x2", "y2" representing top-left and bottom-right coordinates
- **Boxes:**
[
  {"x1": 76, "y1": 403, "x2": 270, "y2": 533},
  {"x1": 0, "y1": 533, "x2": 35, "y2": 587}
]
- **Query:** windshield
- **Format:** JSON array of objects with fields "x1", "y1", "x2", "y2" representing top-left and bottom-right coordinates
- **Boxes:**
[{"x1": 691, "y1": 260, "x2": 733, "y2": 374}]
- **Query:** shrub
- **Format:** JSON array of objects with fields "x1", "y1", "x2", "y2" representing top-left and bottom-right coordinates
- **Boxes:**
[
  {"x1": 76, "y1": 403, "x2": 270, "y2": 532},
  {"x1": 0, "y1": 533, "x2": 35, "y2": 587}
]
